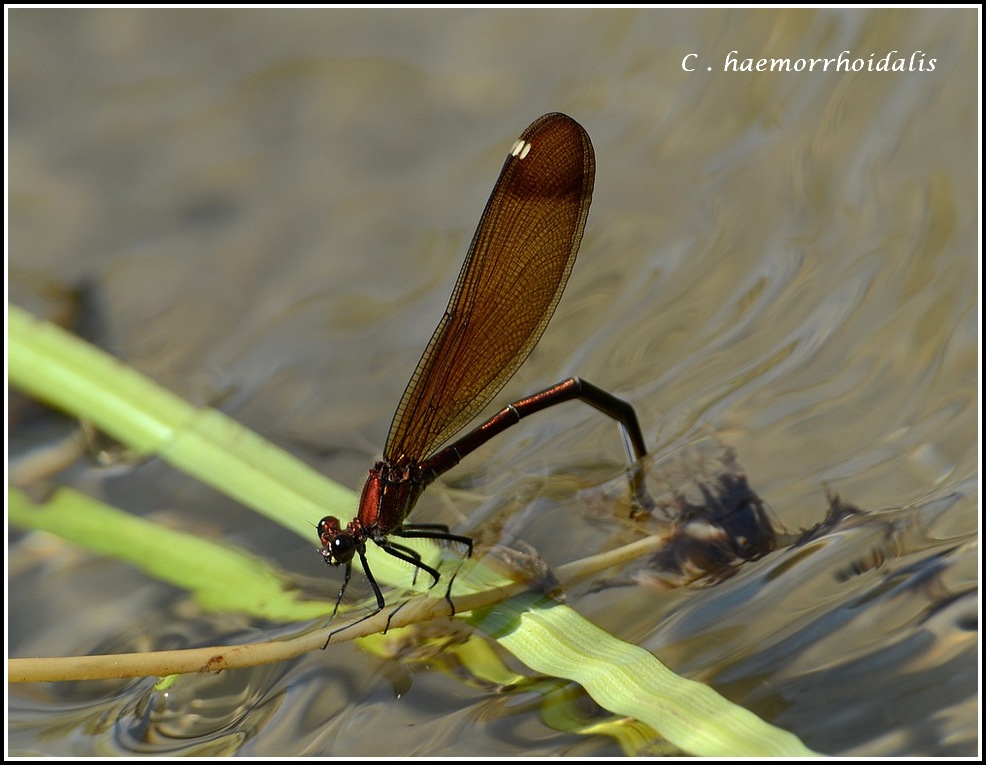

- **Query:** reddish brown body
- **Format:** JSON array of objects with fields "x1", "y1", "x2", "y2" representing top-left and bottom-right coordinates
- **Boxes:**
[{"x1": 318, "y1": 459, "x2": 430, "y2": 571}]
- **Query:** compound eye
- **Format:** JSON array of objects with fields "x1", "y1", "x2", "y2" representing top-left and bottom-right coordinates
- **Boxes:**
[
  {"x1": 317, "y1": 516, "x2": 341, "y2": 546},
  {"x1": 329, "y1": 535, "x2": 357, "y2": 565}
]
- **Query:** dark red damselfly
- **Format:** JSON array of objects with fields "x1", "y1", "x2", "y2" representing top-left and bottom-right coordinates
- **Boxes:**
[{"x1": 318, "y1": 113, "x2": 652, "y2": 630}]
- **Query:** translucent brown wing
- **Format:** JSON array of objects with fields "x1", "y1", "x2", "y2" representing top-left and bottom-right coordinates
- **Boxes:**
[{"x1": 384, "y1": 113, "x2": 595, "y2": 463}]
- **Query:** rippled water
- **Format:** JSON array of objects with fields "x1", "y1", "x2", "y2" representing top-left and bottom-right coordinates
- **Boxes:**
[{"x1": 8, "y1": 8, "x2": 978, "y2": 757}]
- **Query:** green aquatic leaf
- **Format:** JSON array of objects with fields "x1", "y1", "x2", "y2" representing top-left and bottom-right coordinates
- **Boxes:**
[
  {"x1": 7, "y1": 485, "x2": 331, "y2": 622},
  {"x1": 468, "y1": 593, "x2": 818, "y2": 756}
]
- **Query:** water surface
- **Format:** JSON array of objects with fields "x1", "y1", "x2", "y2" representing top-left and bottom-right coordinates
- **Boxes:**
[{"x1": 7, "y1": 8, "x2": 978, "y2": 757}]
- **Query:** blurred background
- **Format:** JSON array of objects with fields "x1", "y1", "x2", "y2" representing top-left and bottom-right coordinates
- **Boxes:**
[{"x1": 7, "y1": 8, "x2": 978, "y2": 756}]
